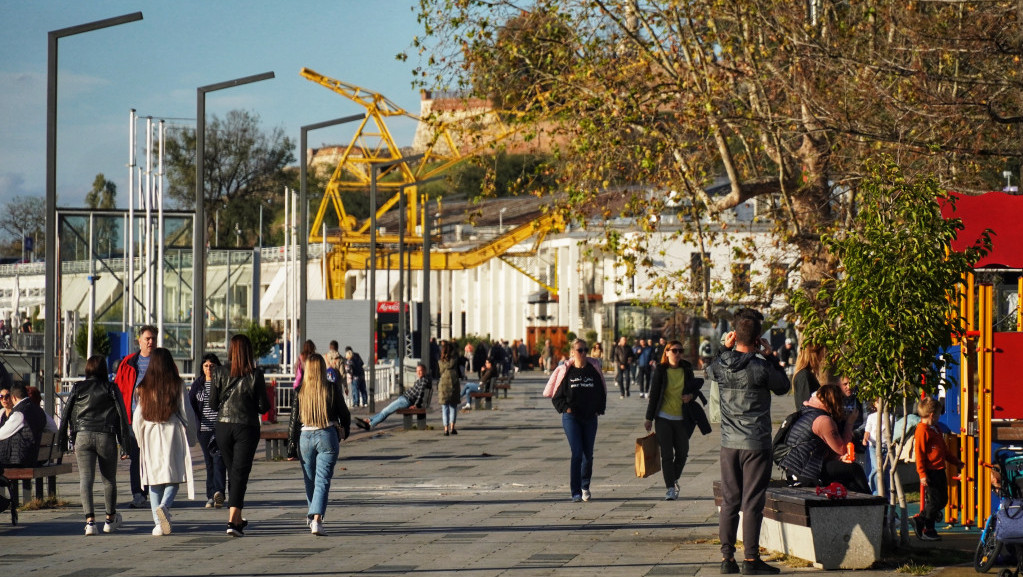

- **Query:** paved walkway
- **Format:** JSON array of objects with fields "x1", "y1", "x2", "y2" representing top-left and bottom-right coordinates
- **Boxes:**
[{"x1": 1, "y1": 372, "x2": 974, "y2": 576}]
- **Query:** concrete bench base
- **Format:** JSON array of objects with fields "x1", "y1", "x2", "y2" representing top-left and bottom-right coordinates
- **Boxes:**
[
  {"x1": 470, "y1": 392, "x2": 493, "y2": 410},
  {"x1": 715, "y1": 482, "x2": 885, "y2": 570},
  {"x1": 396, "y1": 408, "x2": 427, "y2": 430}
]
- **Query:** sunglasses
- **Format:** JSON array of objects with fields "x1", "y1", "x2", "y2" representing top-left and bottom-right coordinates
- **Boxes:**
[
  {"x1": 574, "y1": 348, "x2": 588, "y2": 353},
  {"x1": 667, "y1": 348, "x2": 684, "y2": 354},
  {"x1": 0, "y1": 393, "x2": 8, "y2": 399}
]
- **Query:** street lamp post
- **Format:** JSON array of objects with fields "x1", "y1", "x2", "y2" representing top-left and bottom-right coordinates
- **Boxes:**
[
  {"x1": 44, "y1": 11, "x2": 142, "y2": 416},
  {"x1": 298, "y1": 114, "x2": 362, "y2": 358},
  {"x1": 193, "y1": 72, "x2": 274, "y2": 370}
]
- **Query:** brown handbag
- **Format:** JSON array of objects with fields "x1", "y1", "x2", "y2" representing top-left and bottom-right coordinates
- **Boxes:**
[{"x1": 635, "y1": 433, "x2": 661, "y2": 478}]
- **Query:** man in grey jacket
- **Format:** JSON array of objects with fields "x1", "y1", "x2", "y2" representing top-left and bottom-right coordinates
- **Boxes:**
[{"x1": 706, "y1": 308, "x2": 790, "y2": 575}]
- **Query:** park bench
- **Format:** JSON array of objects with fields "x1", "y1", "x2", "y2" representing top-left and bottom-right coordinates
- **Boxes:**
[
  {"x1": 259, "y1": 424, "x2": 289, "y2": 461},
  {"x1": 2, "y1": 430, "x2": 73, "y2": 525},
  {"x1": 493, "y1": 374, "x2": 513, "y2": 398},
  {"x1": 469, "y1": 391, "x2": 494, "y2": 410},
  {"x1": 396, "y1": 385, "x2": 434, "y2": 430},
  {"x1": 713, "y1": 480, "x2": 885, "y2": 569}
]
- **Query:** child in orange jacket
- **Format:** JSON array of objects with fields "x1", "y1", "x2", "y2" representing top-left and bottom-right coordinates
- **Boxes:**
[{"x1": 912, "y1": 396, "x2": 963, "y2": 541}]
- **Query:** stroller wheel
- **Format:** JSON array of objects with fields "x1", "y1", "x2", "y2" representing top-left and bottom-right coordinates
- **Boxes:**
[
  {"x1": 998, "y1": 569, "x2": 1013, "y2": 577},
  {"x1": 976, "y1": 515, "x2": 1003, "y2": 573}
]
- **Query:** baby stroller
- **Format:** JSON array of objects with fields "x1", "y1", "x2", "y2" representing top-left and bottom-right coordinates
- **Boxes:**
[{"x1": 975, "y1": 448, "x2": 1023, "y2": 574}]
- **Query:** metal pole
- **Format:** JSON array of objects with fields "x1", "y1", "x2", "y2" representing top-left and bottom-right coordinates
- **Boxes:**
[
  {"x1": 194, "y1": 71, "x2": 274, "y2": 369},
  {"x1": 157, "y1": 119, "x2": 165, "y2": 345},
  {"x1": 283, "y1": 186, "x2": 290, "y2": 372},
  {"x1": 46, "y1": 12, "x2": 143, "y2": 418},
  {"x1": 369, "y1": 168, "x2": 377, "y2": 411},
  {"x1": 127, "y1": 109, "x2": 136, "y2": 330},
  {"x1": 421, "y1": 194, "x2": 431, "y2": 370},
  {"x1": 87, "y1": 213, "x2": 95, "y2": 357},
  {"x1": 397, "y1": 185, "x2": 405, "y2": 391},
  {"x1": 298, "y1": 114, "x2": 362, "y2": 345},
  {"x1": 145, "y1": 116, "x2": 153, "y2": 324}
]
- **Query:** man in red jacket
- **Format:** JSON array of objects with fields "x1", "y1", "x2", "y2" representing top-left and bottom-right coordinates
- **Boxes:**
[{"x1": 114, "y1": 324, "x2": 157, "y2": 508}]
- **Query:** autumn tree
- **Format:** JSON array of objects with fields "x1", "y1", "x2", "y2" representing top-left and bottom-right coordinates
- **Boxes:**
[
  {"x1": 0, "y1": 195, "x2": 45, "y2": 258},
  {"x1": 413, "y1": 1, "x2": 1022, "y2": 317},
  {"x1": 164, "y1": 109, "x2": 294, "y2": 246}
]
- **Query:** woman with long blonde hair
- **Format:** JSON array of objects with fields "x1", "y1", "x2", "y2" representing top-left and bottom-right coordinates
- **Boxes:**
[
  {"x1": 792, "y1": 343, "x2": 827, "y2": 410},
  {"x1": 132, "y1": 348, "x2": 196, "y2": 536},
  {"x1": 287, "y1": 353, "x2": 350, "y2": 535}
]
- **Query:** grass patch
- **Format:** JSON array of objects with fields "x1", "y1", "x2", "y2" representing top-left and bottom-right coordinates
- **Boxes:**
[
  {"x1": 894, "y1": 561, "x2": 933, "y2": 575},
  {"x1": 764, "y1": 552, "x2": 814, "y2": 568},
  {"x1": 19, "y1": 496, "x2": 71, "y2": 511}
]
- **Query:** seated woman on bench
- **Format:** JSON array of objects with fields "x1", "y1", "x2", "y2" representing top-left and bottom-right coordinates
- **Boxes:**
[
  {"x1": 0, "y1": 382, "x2": 56, "y2": 468},
  {"x1": 461, "y1": 359, "x2": 496, "y2": 410},
  {"x1": 779, "y1": 383, "x2": 870, "y2": 493}
]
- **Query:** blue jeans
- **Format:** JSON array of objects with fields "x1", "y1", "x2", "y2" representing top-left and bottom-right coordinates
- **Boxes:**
[
  {"x1": 865, "y1": 444, "x2": 888, "y2": 495},
  {"x1": 149, "y1": 483, "x2": 179, "y2": 522},
  {"x1": 442, "y1": 404, "x2": 458, "y2": 427},
  {"x1": 561, "y1": 412, "x2": 598, "y2": 497},
  {"x1": 351, "y1": 377, "x2": 368, "y2": 406},
  {"x1": 198, "y1": 429, "x2": 227, "y2": 500},
  {"x1": 369, "y1": 396, "x2": 410, "y2": 427},
  {"x1": 300, "y1": 428, "x2": 339, "y2": 518},
  {"x1": 461, "y1": 382, "x2": 480, "y2": 405}
]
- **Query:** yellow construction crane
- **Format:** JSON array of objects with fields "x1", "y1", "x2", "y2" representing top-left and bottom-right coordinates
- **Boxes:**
[{"x1": 300, "y1": 68, "x2": 562, "y2": 299}]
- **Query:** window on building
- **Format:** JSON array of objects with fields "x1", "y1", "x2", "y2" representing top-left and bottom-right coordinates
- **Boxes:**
[{"x1": 732, "y1": 262, "x2": 751, "y2": 295}]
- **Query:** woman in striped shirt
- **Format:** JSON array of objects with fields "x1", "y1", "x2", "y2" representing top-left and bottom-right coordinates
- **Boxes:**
[{"x1": 188, "y1": 353, "x2": 227, "y2": 509}]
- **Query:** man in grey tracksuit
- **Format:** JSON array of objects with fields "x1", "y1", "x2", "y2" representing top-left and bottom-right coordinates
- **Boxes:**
[{"x1": 706, "y1": 309, "x2": 790, "y2": 576}]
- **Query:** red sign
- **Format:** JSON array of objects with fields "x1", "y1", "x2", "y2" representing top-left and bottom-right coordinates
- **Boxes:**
[{"x1": 376, "y1": 301, "x2": 408, "y2": 313}]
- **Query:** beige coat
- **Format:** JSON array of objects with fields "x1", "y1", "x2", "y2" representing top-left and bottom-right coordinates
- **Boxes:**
[{"x1": 132, "y1": 383, "x2": 198, "y2": 499}]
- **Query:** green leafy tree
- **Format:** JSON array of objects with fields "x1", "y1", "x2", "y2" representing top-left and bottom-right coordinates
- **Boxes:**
[
  {"x1": 242, "y1": 321, "x2": 279, "y2": 360},
  {"x1": 74, "y1": 325, "x2": 111, "y2": 360},
  {"x1": 791, "y1": 159, "x2": 991, "y2": 545},
  {"x1": 0, "y1": 195, "x2": 44, "y2": 257},
  {"x1": 164, "y1": 110, "x2": 295, "y2": 247},
  {"x1": 85, "y1": 174, "x2": 118, "y2": 256}
]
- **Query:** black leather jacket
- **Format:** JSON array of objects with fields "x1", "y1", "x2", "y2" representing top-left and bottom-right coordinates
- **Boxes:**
[
  {"x1": 57, "y1": 378, "x2": 132, "y2": 455},
  {"x1": 209, "y1": 366, "x2": 269, "y2": 427},
  {"x1": 286, "y1": 380, "x2": 351, "y2": 458}
]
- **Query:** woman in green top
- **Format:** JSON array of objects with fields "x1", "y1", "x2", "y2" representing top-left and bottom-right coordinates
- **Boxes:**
[{"x1": 643, "y1": 339, "x2": 697, "y2": 501}]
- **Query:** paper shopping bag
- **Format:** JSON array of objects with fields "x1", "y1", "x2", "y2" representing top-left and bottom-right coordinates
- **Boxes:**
[{"x1": 635, "y1": 433, "x2": 661, "y2": 478}]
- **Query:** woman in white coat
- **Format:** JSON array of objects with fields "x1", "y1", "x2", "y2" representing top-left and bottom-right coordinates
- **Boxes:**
[{"x1": 132, "y1": 347, "x2": 197, "y2": 536}]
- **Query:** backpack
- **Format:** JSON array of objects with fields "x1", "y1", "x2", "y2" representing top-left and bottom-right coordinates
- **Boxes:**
[{"x1": 772, "y1": 410, "x2": 803, "y2": 466}]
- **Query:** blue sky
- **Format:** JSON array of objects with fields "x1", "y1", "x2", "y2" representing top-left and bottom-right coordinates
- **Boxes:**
[{"x1": 0, "y1": 1, "x2": 425, "y2": 208}]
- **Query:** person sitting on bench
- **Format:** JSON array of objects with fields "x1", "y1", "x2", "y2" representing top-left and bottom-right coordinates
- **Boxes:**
[
  {"x1": 461, "y1": 359, "x2": 497, "y2": 410},
  {"x1": 355, "y1": 365, "x2": 431, "y2": 430},
  {"x1": 0, "y1": 382, "x2": 56, "y2": 468}
]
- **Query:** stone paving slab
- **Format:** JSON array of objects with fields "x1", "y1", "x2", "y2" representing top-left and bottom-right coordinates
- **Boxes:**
[{"x1": 0, "y1": 371, "x2": 972, "y2": 576}]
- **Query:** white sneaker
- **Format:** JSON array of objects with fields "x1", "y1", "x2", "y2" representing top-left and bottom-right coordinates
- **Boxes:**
[
  {"x1": 103, "y1": 512, "x2": 122, "y2": 533},
  {"x1": 581, "y1": 489, "x2": 591, "y2": 502},
  {"x1": 462, "y1": 403, "x2": 471, "y2": 410},
  {"x1": 152, "y1": 525, "x2": 164, "y2": 536},
  {"x1": 84, "y1": 521, "x2": 99, "y2": 536},
  {"x1": 129, "y1": 493, "x2": 146, "y2": 508},
  {"x1": 155, "y1": 504, "x2": 172, "y2": 535},
  {"x1": 310, "y1": 519, "x2": 325, "y2": 536}
]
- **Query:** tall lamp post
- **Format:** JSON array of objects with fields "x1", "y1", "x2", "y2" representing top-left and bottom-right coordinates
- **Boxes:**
[
  {"x1": 193, "y1": 72, "x2": 274, "y2": 370},
  {"x1": 44, "y1": 12, "x2": 143, "y2": 417},
  {"x1": 298, "y1": 114, "x2": 362, "y2": 357}
]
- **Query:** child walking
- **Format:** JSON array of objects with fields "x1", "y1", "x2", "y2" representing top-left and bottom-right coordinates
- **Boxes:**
[{"x1": 912, "y1": 397, "x2": 963, "y2": 541}]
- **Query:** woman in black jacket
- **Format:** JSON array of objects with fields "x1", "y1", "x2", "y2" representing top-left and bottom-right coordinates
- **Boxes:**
[
  {"x1": 287, "y1": 353, "x2": 350, "y2": 535},
  {"x1": 643, "y1": 340, "x2": 702, "y2": 501},
  {"x1": 210, "y1": 334, "x2": 269, "y2": 537},
  {"x1": 58, "y1": 355, "x2": 131, "y2": 536}
]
